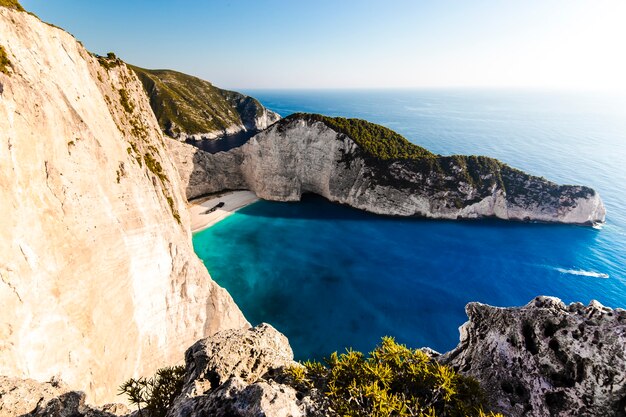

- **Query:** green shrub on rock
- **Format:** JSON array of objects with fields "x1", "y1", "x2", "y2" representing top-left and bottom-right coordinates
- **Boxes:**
[
  {"x1": 283, "y1": 337, "x2": 503, "y2": 417},
  {"x1": 0, "y1": 0, "x2": 25, "y2": 11},
  {"x1": 0, "y1": 45, "x2": 11, "y2": 75},
  {"x1": 119, "y1": 365, "x2": 186, "y2": 417}
]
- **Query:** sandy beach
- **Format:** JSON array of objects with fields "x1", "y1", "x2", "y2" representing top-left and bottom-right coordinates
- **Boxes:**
[{"x1": 190, "y1": 191, "x2": 260, "y2": 233}]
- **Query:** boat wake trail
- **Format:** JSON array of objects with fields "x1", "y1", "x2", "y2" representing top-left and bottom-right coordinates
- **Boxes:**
[{"x1": 555, "y1": 268, "x2": 609, "y2": 279}]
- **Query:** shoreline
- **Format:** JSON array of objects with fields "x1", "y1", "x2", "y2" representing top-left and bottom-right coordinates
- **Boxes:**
[{"x1": 189, "y1": 190, "x2": 260, "y2": 233}]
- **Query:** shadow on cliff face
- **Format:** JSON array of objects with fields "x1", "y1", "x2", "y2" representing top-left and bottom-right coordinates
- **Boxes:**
[
  {"x1": 182, "y1": 137, "x2": 249, "y2": 200},
  {"x1": 185, "y1": 129, "x2": 259, "y2": 154},
  {"x1": 237, "y1": 194, "x2": 596, "y2": 233},
  {"x1": 237, "y1": 193, "x2": 384, "y2": 222}
]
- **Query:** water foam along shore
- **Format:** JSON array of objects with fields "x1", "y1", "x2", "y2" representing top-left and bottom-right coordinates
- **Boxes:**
[{"x1": 190, "y1": 190, "x2": 259, "y2": 233}]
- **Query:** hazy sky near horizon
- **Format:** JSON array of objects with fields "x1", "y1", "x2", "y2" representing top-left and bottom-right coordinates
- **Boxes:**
[{"x1": 21, "y1": 0, "x2": 626, "y2": 91}]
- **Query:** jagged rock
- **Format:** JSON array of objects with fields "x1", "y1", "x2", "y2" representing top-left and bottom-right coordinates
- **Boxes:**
[
  {"x1": 0, "y1": 376, "x2": 128, "y2": 417},
  {"x1": 170, "y1": 115, "x2": 605, "y2": 225},
  {"x1": 6, "y1": 302, "x2": 625, "y2": 417},
  {"x1": 0, "y1": 376, "x2": 68, "y2": 417},
  {"x1": 183, "y1": 323, "x2": 294, "y2": 388},
  {"x1": 167, "y1": 324, "x2": 307, "y2": 417},
  {"x1": 0, "y1": 6, "x2": 246, "y2": 404},
  {"x1": 442, "y1": 296, "x2": 626, "y2": 416}
]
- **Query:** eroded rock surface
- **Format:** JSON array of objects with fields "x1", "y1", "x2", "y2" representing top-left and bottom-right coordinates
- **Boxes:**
[
  {"x1": 167, "y1": 138, "x2": 247, "y2": 199},
  {"x1": 172, "y1": 116, "x2": 605, "y2": 225},
  {"x1": 0, "y1": 376, "x2": 128, "y2": 417},
  {"x1": 443, "y1": 296, "x2": 626, "y2": 416},
  {"x1": 5, "y1": 303, "x2": 625, "y2": 417},
  {"x1": 167, "y1": 324, "x2": 307, "y2": 417}
]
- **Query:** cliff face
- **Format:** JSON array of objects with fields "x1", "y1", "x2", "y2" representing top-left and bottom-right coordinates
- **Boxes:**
[
  {"x1": 131, "y1": 66, "x2": 280, "y2": 141},
  {"x1": 166, "y1": 138, "x2": 247, "y2": 199},
  {"x1": 173, "y1": 115, "x2": 605, "y2": 225},
  {"x1": 442, "y1": 297, "x2": 626, "y2": 417},
  {"x1": 0, "y1": 7, "x2": 246, "y2": 404}
]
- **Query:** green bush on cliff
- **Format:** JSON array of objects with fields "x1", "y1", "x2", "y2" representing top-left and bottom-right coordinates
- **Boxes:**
[
  {"x1": 119, "y1": 365, "x2": 186, "y2": 417},
  {"x1": 129, "y1": 65, "x2": 264, "y2": 137},
  {"x1": 283, "y1": 337, "x2": 503, "y2": 417},
  {"x1": 0, "y1": 0, "x2": 24, "y2": 11},
  {"x1": 0, "y1": 45, "x2": 11, "y2": 75},
  {"x1": 119, "y1": 88, "x2": 135, "y2": 114},
  {"x1": 289, "y1": 113, "x2": 435, "y2": 160}
]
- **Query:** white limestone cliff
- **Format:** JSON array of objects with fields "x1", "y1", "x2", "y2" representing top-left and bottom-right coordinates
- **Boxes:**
[
  {"x1": 170, "y1": 117, "x2": 605, "y2": 225},
  {"x1": 0, "y1": 7, "x2": 247, "y2": 405}
]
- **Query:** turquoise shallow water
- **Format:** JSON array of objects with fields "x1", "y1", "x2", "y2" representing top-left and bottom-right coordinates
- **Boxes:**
[{"x1": 193, "y1": 89, "x2": 626, "y2": 359}]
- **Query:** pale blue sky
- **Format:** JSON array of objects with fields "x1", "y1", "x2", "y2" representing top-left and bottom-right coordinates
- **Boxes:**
[{"x1": 21, "y1": 0, "x2": 626, "y2": 91}]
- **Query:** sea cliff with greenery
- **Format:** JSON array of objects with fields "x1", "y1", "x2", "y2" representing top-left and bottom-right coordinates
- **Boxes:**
[{"x1": 131, "y1": 66, "x2": 280, "y2": 140}]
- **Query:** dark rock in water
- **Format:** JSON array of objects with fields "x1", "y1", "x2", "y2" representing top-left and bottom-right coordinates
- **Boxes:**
[{"x1": 442, "y1": 296, "x2": 626, "y2": 417}]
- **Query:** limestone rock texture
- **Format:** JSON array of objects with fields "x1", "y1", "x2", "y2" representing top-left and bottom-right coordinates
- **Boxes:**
[
  {"x1": 442, "y1": 296, "x2": 626, "y2": 417},
  {"x1": 173, "y1": 116, "x2": 605, "y2": 224},
  {"x1": 0, "y1": 7, "x2": 246, "y2": 405},
  {"x1": 166, "y1": 324, "x2": 307, "y2": 417},
  {"x1": 0, "y1": 375, "x2": 128, "y2": 417},
  {"x1": 166, "y1": 301, "x2": 626, "y2": 417},
  {"x1": 167, "y1": 138, "x2": 247, "y2": 200}
]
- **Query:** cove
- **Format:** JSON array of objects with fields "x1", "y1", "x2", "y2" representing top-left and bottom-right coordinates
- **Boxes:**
[{"x1": 193, "y1": 194, "x2": 619, "y2": 360}]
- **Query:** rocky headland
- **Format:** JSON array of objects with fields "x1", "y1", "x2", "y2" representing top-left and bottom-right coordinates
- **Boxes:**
[{"x1": 169, "y1": 114, "x2": 605, "y2": 225}]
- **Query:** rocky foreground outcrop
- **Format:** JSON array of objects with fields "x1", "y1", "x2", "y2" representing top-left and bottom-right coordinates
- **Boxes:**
[
  {"x1": 442, "y1": 297, "x2": 626, "y2": 417},
  {"x1": 165, "y1": 324, "x2": 307, "y2": 417},
  {"x1": 0, "y1": 376, "x2": 128, "y2": 417},
  {"x1": 0, "y1": 6, "x2": 246, "y2": 404},
  {"x1": 170, "y1": 114, "x2": 605, "y2": 225},
  {"x1": 7, "y1": 299, "x2": 624, "y2": 417},
  {"x1": 166, "y1": 301, "x2": 626, "y2": 417}
]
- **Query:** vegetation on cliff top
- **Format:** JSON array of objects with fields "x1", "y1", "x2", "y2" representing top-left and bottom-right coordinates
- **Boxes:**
[
  {"x1": 286, "y1": 113, "x2": 436, "y2": 160},
  {"x1": 130, "y1": 65, "x2": 270, "y2": 138},
  {"x1": 120, "y1": 338, "x2": 501, "y2": 417},
  {"x1": 283, "y1": 337, "x2": 503, "y2": 417},
  {"x1": 284, "y1": 113, "x2": 577, "y2": 204},
  {"x1": 97, "y1": 52, "x2": 122, "y2": 70},
  {"x1": 0, "y1": 0, "x2": 24, "y2": 11}
]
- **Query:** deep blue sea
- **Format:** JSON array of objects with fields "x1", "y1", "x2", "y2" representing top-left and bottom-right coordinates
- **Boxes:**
[{"x1": 193, "y1": 89, "x2": 626, "y2": 359}]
